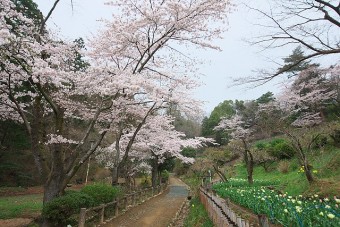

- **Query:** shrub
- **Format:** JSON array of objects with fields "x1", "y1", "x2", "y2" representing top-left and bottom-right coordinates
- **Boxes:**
[
  {"x1": 81, "y1": 183, "x2": 121, "y2": 205},
  {"x1": 255, "y1": 141, "x2": 269, "y2": 150},
  {"x1": 277, "y1": 160, "x2": 290, "y2": 173},
  {"x1": 161, "y1": 170, "x2": 170, "y2": 183},
  {"x1": 42, "y1": 191, "x2": 94, "y2": 226},
  {"x1": 269, "y1": 140, "x2": 295, "y2": 159},
  {"x1": 312, "y1": 135, "x2": 328, "y2": 149}
]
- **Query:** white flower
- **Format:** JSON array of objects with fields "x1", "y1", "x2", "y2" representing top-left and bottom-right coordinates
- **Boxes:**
[
  {"x1": 325, "y1": 205, "x2": 331, "y2": 209},
  {"x1": 284, "y1": 209, "x2": 288, "y2": 213},
  {"x1": 327, "y1": 213, "x2": 335, "y2": 219},
  {"x1": 319, "y1": 212, "x2": 324, "y2": 216}
]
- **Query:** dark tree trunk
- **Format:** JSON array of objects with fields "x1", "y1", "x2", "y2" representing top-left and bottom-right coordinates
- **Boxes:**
[
  {"x1": 303, "y1": 159, "x2": 314, "y2": 183},
  {"x1": 213, "y1": 164, "x2": 228, "y2": 182},
  {"x1": 111, "y1": 166, "x2": 119, "y2": 186},
  {"x1": 151, "y1": 157, "x2": 159, "y2": 188},
  {"x1": 242, "y1": 139, "x2": 254, "y2": 185},
  {"x1": 31, "y1": 96, "x2": 48, "y2": 183}
]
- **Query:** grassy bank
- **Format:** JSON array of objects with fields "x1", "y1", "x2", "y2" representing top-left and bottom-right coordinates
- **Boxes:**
[
  {"x1": 184, "y1": 197, "x2": 214, "y2": 227},
  {"x1": 233, "y1": 147, "x2": 340, "y2": 196},
  {"x1": 0, "y1": 194, "x2": 43, "y2": 219}
]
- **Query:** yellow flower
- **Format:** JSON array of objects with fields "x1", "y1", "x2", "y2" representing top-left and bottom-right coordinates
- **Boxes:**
[
  {"x1": 327, "y1": 213, "x2": 335, "y2": 219},
  {"x1": 284, "y1": 209, "x2": 288, "y2": 213},
  {"x1": 192, "y1": 204, "x2": 195, "y2": 207},
  {"x1": 312, "y1": 170, "x2": 318, "y2": 174},
  {"x1": 319, "y1": 212, "x2": 324, "y2": 216}
]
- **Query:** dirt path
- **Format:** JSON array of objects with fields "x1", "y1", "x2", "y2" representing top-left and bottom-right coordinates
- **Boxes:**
[{"x1": 103, "y1": 177, "x2": 188, "y2": 227}]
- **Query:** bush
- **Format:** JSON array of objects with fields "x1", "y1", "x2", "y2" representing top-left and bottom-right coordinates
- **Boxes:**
[
  {"x1": 312, "y1": 135, "x2": 328, "y2": 149},
  {"x1": 269, "y1": 140, "x2": 295, "y2": 159},
  {"x1": 277, "y1": 160, "x2": 290, "y2": 173},
  {"x1": 161, "y1": 170, "x2": 170, "y2": 183},
  {"x1": 81, "y1": 183, "x2": 121, "y2": 205},
  {"x1": 255, "y1": 141, "x2": 269, "y2": 150},
  {"x1": 42, "y1": 191, "x2": 95, "y2": 226}
]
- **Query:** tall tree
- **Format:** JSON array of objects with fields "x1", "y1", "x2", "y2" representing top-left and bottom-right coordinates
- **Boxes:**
[
  {"x1": 257, "y1": 65, "x2": 340, "y2": 183},
  {"x1": 201, "y1": 100, "x2": 235, "y2": 144},
  {"x1": 215, "y1": 114, "x2": 255, "y2": 184}
]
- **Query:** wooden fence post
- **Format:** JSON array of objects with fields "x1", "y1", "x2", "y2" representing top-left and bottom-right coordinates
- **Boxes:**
[
  {"x1": 100, "y1": 204, "x2": 105, "y2": 224},
  {"x1": 132, "y1": 192, "x2": 136, "y2": 206},
  {"x1": 78, "y1": 208, "x2": 86, "y2": 227},
  {"x1": 115, "y1": 199, "x2": 120, "y2": 217},
  {"x1": 258, "y1": 214, "x2": 270, "y2": 227},
  {"x1": 124, "y1": 196, "x2": 128, "y2": 210}
]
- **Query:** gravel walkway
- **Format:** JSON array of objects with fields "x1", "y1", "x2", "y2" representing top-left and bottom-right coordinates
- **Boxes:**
[{"x1": 102, "y1": 177, "x2": 188, "y2": 227}]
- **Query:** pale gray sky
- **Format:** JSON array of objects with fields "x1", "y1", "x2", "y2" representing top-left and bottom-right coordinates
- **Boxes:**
[{"x1": 35, "y1": 0, "x2": 292, "y2": 114}]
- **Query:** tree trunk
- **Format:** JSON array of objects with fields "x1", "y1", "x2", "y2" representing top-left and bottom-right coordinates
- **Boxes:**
[
  {"x1": 111, "y1": 166, "x2": 119, "y2": 186},
  {"x1": 42, "y1": 169, "x2": 65, "y2": 227},
  {"x1": 213, "y1": 164, "x2": 228, "y2": 182},
  {"x1": 151, "y1": 157, "x2": 159, "y2": 188},
  {"x1": 242, "y1": 139, "x2": 254, "y2": 185},
  {"x1": 303, "y1": 160, "x2": 314, "y2": 183},
  {"x1": 31, "y1": 96, "x2": 48, "y2": 183}
]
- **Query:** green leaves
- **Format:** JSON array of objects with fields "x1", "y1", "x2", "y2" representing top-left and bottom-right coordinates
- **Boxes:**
[{"x1": 213, "y1": 180, "x2": 340, "y2": 227}]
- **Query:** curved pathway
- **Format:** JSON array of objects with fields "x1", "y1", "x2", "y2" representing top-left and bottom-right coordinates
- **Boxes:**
[{"x1": 103, "y1": 177, "x2": 188, "y2": 227}]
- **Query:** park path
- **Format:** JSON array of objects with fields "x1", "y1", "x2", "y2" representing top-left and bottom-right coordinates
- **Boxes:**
[{"x1": 102, "y1": 176, "x2": 188, "y2": 227}]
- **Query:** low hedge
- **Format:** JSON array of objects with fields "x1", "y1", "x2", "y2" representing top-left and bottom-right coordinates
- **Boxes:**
[
  {"x1": 80, "y1": 183, "x2": 122, "y2": 205},
  {"x1": 42, "y1": 191, "x2": 95, "y2": 226}
]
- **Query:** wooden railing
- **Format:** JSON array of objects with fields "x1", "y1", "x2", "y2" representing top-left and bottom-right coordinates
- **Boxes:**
[
  {"x1": 200, "y1": 187, "x2": 271, "y2": 227},
  {"x1": 78, "y1": 183, "x2": 168, "y2": 227}
]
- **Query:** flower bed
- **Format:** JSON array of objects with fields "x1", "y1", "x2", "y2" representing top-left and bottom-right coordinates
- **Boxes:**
[{"x1": 213, "y1": 180, "x2": 340, "y2": 226}]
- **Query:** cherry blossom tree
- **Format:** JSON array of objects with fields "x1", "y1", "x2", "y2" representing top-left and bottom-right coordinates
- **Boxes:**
[
  {"x1": 1, "y1": 3, "x2": 230, "y2": 226},
  {"x1": 0, "y1": 0, "x2": 106, "y2": 207},
  {"x1": 215, "y1": 114, "x2": 256, "y2": 184},
  {"x1": 256, "y1": 65, "x2": 339, "y2": 183},
  {"x1": 97, "y1": 114, "x2": 213, "y2": 187},
  {"x1": 86, "y1": 0, "x2": 231, "y2": 185}
]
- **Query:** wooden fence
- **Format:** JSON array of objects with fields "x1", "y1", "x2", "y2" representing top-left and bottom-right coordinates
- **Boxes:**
[
  {"x1": 78, "y1": 183, "x2": 168, "y2": 227},
  {"x1": 200, "y1": 187, "x2": 271, "y2": 227}
]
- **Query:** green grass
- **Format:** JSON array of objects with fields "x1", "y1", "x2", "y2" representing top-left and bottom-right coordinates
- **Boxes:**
[
  {"x1": 233, "y1": 148, "x2": 340, "y2": 196},
  {"x1": 0, "y1": 194, "x2": 43, "y2": 219},
  {"x1": 184, "y1": 197, "x2": 214, "y2": 227}
]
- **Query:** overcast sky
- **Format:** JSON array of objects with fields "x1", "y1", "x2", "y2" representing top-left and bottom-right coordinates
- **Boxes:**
[{"x1": 35, "y1": 0, "x2": 293, "y2": 114}]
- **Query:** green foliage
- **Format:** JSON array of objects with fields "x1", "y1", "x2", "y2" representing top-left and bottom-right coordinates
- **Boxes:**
[
  {"x1": 158, "y1": 157, "x2": 175, "y2": 172},
  {"x1": 256, "y1": 92, "x2": 275, "y2": 104},
  {"x1": 42, "y1": 191, "x2": 95, "y2": 226},
  {"x1": 255, "y1": 138, "x2": 295, "y2": 159},
  {"x1": 213, "y1": 182, "x2": 340, "y2": 227},
  {"x1": 277, "y1": 46, "x2": 317, "y2": 76},
  {"x1": 181, "y1": 147, "x2": 197, "y2": 158},
  {"x1": 80, "y1": 183, "x2": 122, "y2": 205},
  {"x1": 218, "y1": 178, "x2": 279, "y2": 188},
  {"x1": 160, "y1": 170, "x2": 170, "y2": 182},
  {"x1": 201, "y1": 100, "x2": 235, "y2": 144},
  {"x1": 71, "y1": 38, "x2": 90, "y2": 72},
  {"x1": 0, "y1": 120, "x2": 30, "y2": 149},
  {"x1": 255, "y1": 141, "x2": 270, "y2": 150},
  {"x1": 184, "y1": 197, "x2": 214, "y2": 227},
  {"x1": 270, "y1": 141, "x2": 295, "y2": 159}
]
